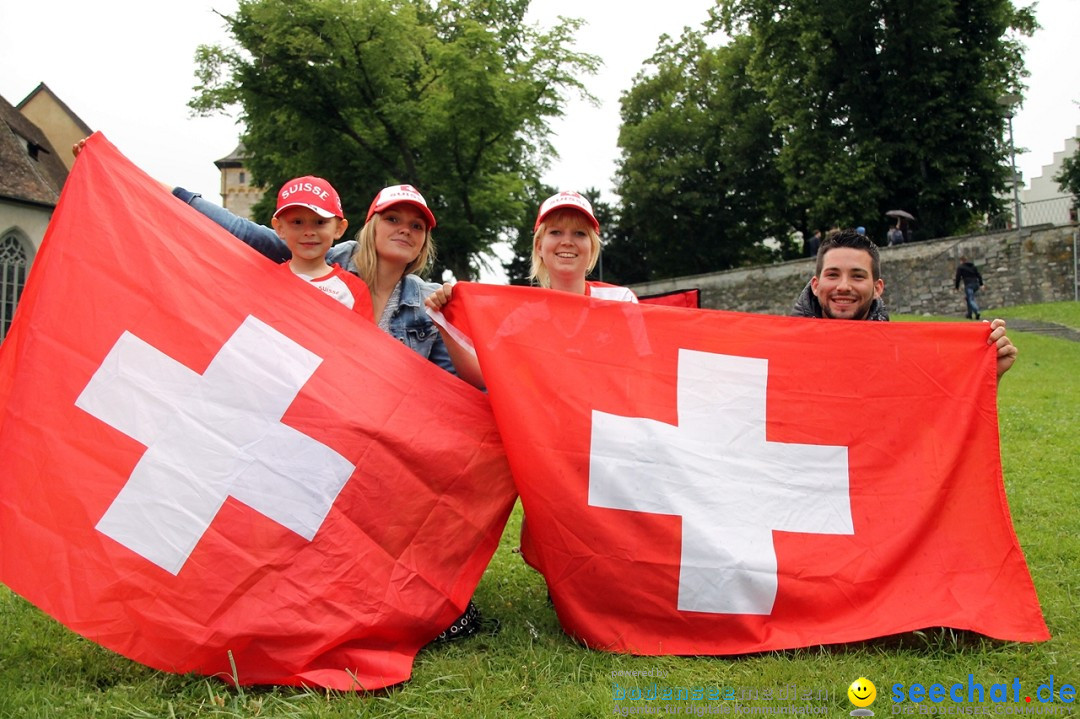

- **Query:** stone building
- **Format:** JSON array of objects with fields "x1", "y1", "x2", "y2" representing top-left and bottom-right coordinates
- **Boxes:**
[
  {"x1": 214, "y1": 142, "x2": 265, "y2": 221},
  {"x1": 16, "y1": 82, "x2": 93, "y2": 173},
  {"x1": 1, "y1": 85, "x2": 85, "y2": 341}
]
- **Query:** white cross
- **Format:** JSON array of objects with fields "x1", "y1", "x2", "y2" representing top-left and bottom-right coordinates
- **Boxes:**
[
  {"x1": 589, "y1": 349, "x2": 852, "y2": 615},
  {"x1": 75, "y1": 316, "x2": 355, "y2": 575}
]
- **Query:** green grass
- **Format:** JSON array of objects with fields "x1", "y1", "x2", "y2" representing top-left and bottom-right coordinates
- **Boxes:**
[
  {"x1": 899, "y1": 301, "x2": 1080, "y2": 330},
  {"x1": 3, "y1": 302, "x2": 1078, "y2": 718},
  {"x1": 991, "y1": 301, "x2": 1080, "y2": 329}
]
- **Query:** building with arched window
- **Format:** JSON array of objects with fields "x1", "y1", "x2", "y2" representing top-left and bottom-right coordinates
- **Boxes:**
[
  {"x1": 0, "y1": 229, "x2": 31, "y2": 339},
  {"x1": 1, "y1": 84, "x2": 85, "y2": 342}
]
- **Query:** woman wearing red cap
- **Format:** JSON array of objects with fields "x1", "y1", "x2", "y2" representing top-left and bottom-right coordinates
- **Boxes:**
[
  {"x1": 528, "y1": 191, "x2": 638, "y2": 302},
  {"x1": 425, "y1": 191, "x2": 637, "y2": 383},
  {"x1": 425, "y1": 191, "x2": 636, "y2": 575}
]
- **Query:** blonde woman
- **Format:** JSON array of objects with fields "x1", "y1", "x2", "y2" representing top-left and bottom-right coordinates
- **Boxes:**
[
  {"x1": 527, "y1": 191, "x2": 637, "y2": 302},
  {"x1": 425, "y1": 191, "x2": 636, "y2": 390}
]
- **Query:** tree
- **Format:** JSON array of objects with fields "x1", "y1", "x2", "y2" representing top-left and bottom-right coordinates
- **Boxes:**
[
  {"x1": 1055, "y1": 138, "x2": 1080, "y2": 201},
  {"x1": 189, "y1": 0, "x2": 598, "y2": 281},
  {"x1": 716, "y1": 0, "x2": 1038, "y2": 242},
  {"x1": 609, "y1": 30, "x2": 795, "y2": 283}
]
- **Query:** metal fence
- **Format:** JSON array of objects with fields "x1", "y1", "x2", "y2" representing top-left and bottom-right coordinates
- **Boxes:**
[{"x1": 985, "y1": 195, "x2": 1077, "y2": 231}]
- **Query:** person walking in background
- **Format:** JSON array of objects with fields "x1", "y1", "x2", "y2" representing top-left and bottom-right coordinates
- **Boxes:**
[
  {"x1": 806, "y1": 229, "x2": 822, "y2": 258},
  {"x1": 954, "y1": 256, "x2": 985, "y2": 320}
]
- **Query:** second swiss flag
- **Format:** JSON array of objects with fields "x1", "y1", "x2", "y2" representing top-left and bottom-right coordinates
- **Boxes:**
[{"x1": 443, "y1": 283, "x2": 1048, "y2": 654}]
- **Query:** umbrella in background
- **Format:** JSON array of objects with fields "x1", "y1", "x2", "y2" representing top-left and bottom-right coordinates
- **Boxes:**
[
  {"x1": 886, "y1": 209, "x2": 915, "y2": 220},
  {"x1": 884, "y1": 209, "x2": 914, "y2": 245}
]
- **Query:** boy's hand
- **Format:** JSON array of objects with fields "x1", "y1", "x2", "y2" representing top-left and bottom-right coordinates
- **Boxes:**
[
  {"x1": 424, "y1": 282, "x2": 454, "y2": 311},
  {"x1": 72, "y1": 137, "x2": 89, "y2": 158}
]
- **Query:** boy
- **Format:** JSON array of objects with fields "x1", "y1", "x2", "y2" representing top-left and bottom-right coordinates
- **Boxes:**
[{"x1": 271, "y1": 176, "x2": 373, "y2": 322}]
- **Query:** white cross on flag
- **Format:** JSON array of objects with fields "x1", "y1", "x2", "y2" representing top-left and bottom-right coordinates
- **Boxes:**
[
  {"x1": 590, "y1": 349, "x2": 853, "y2": 615},
  {"x1": 441, "y1": 283, "x2": 1049, "y2": 655},
  {"x1": 76, "y1": 316, "x2": 356, "y2": 575},
  {"x1": 0, "y1": 134, "x2": 515, "y2": 690}
]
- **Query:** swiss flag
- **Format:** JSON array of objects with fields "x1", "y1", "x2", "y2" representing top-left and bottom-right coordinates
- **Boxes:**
[
  {"x1": 442, "y1": 283, "x2": 1049, "y2": 654},
  {"x1": 0, "y1": 134, "x2": 516, "y2": 689}
]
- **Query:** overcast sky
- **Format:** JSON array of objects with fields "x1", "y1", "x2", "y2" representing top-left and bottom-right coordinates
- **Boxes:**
[{"x1": 3, "y1": 0, "x2": 1077, "y2": 222}]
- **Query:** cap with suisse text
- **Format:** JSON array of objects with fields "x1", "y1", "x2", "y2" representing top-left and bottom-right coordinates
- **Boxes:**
[{"x1": 274, "y1": 176, "x2": 344, "y2": 219}]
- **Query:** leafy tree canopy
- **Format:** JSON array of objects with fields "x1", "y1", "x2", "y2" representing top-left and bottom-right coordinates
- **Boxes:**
[
  {"x1": 716, "y1": 0, "x2": 1037, "y2": 242},
  {"x1": 611, "y1": 0, "x2": 1037, "y2": 282},
  {"x1": 190, "y1": 0, "x2": 599, "y2": 280},
  {"x1": 1055, "y1": 134, "x2": 1080, "y2": 200},
  {"x1": 501, "y1": 180, "x2": 553, "y2": 286},
  {"x1": 610, "y1": 30, "x2": 794, "y2": 284}
]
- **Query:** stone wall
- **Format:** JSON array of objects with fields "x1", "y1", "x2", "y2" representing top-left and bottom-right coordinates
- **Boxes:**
[{"x1": 629, "y1": 224, "x2": 1079, "y2": 316}]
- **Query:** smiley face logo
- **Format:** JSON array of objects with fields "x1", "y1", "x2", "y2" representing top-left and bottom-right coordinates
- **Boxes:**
[{"x1": 848, "y1": 677, "x2": 877, "y2": 708}]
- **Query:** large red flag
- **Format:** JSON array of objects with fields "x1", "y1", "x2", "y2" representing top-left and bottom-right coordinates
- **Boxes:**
[
  {"x1": 442, "y1": 283, "x2": 1049, "y2": 654},
  {"x1": 0, "y1": 134, "x2": 516, "y2": 690}
]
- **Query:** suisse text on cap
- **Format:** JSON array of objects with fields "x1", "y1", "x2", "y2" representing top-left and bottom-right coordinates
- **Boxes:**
[{"x1": 281, "y1": 181, "x2": 330, "y2": 201}]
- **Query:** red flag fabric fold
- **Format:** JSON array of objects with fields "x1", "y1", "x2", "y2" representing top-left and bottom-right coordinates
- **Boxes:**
[
  {"x1": 640, "y1": 288, "x2": 701, "y2": 308},
  {"x1": 443, "y1": 282, "x2": 1048, "y2": 654},
  {"x1": 0, "y1": 134, "x2": 516, "y2": 690}
]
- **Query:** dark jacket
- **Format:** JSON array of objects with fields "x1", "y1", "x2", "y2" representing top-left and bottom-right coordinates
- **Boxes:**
[
  {"x1": 954, "y1": 262, "x2": 983, "y2": 291},
  {"x1": 790, "y1": 281, "x2": 890, "y2": 321}
]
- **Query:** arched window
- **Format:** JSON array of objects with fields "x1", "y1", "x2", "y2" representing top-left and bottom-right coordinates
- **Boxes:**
[{"x1": 1, "y1": 231, "x2": 30, "y2": 342}]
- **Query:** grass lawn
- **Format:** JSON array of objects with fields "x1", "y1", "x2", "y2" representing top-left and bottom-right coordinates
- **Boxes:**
[
  {"x1": 2, "y1": 303, "x2": 1077, "y2": 718},
  {"x1": 991, "y1": 302, "x2": 1080, "y2": 329}
]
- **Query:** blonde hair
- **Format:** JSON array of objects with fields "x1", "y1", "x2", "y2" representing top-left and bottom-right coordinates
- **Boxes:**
[
  {"x1": 529, "y1": 208, "x2": 602, "y2": 288},
  {"x1": 350, "y1": 211, "x2": 435, "y2": 286}
]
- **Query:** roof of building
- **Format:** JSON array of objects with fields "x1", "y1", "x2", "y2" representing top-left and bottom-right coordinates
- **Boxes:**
[
  {"x1": 0, "y1": 93, "x2": 69, "y2": 207},
  {"x1": 16, "y1": 82, "x2": 94, "y2": 137},
  {"x1": 214, "y1": 142, "x2": 248, "y2": 169}
]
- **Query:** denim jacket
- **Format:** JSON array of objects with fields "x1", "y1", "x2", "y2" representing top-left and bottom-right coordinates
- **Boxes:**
[{"x1": 172, "y1": 188, "x2": 456, "y2": 375}]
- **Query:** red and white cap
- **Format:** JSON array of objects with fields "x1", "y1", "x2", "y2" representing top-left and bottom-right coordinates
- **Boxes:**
[
  {"x1": 274, "y1": 176, "x2": 344, "y2": 219},
  {"x1": 534, "y1": 191, "x2": 599, "y2": 232},
  {"x1": 366, "y1": 184, "x2": 437, "y2": 229}
]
